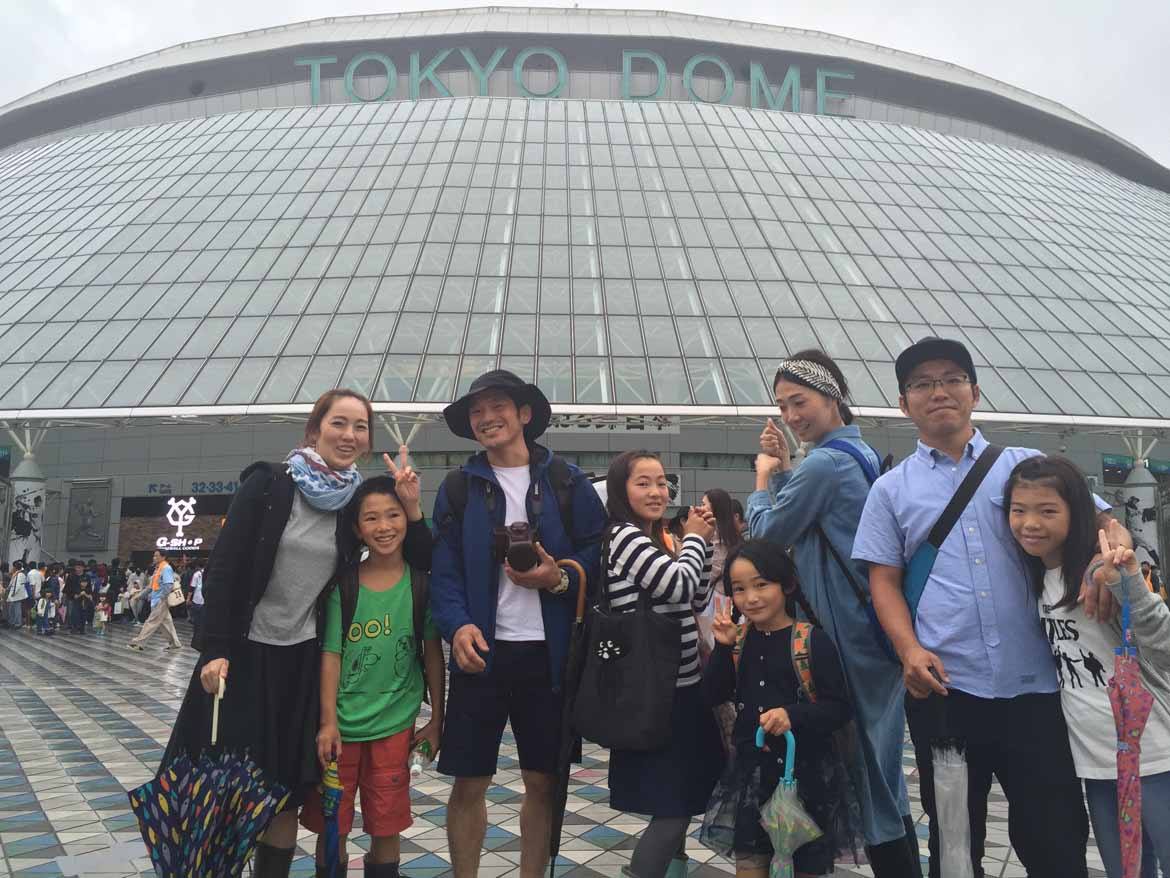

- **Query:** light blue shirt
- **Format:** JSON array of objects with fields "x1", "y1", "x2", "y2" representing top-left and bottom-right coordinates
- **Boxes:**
[
  {"x1": 149, "y1": 564, "x2": 174, "y2": 608},
  {"x1": 853, "y1": 430, "x2": 1066, "y2": 699}
]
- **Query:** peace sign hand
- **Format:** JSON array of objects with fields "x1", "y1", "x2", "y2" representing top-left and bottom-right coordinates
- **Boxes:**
[
  {"x1": 383, "y1": 444, "x2": 423, "y2": 522},
  {"x1": 711, "y1": 597, "x2": 739, "y2": 647},
  {"x1": 1092, "y1": 525, "x2": 1139, "y2": 589}
]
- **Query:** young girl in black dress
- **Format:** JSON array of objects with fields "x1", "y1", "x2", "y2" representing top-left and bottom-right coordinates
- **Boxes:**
[{"x1": 701, "y1": 540, "x2": 863, "y2": 877}]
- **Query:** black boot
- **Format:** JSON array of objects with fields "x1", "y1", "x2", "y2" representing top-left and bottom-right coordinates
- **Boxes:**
[
  {"x1": 363, "y1": 856, "x2": 400, "y2": 878},
  {"x1": 866, "y1": 836, "x2": 920, "y2": 878},
  {"x1": 252, "y1": 841, "x2": 295, "y2": 878}
]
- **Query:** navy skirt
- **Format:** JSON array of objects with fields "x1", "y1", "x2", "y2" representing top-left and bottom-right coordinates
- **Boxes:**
[
  {"x1": 609, "y1": 682, "x2": 724, "y2": 817},
  {"x1": 162, "y1": 637, "x2": 321, "y2": 810}
]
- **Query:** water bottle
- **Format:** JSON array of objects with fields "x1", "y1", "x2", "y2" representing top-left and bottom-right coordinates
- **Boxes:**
[{"x1": 408, "y1": 740, "x2": 434, "y2": 781}]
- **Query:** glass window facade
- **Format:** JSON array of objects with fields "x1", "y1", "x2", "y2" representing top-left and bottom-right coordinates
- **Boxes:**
[{"x1": 0, "y1": 97, "x2": 1167, "y2": 418}]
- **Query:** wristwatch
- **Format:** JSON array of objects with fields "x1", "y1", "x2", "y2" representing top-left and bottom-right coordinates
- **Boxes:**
[{"x1": 549, "y1": 568, "x2": 570, "y2": 595}]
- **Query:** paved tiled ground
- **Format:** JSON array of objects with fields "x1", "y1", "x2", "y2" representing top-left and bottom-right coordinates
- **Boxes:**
[{"x1": 0, "y1": 619, "x2": 1106, "y2": 877}]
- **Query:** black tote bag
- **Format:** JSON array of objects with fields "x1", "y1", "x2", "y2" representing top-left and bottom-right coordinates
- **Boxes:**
[{"x1": 572, "y1": 534, "x2": 682, "y2": 751}]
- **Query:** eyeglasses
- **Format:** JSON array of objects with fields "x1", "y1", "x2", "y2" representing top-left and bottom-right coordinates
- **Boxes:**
[{"x1": 904, "y1": 375, "x2": 971, "y2": 395}]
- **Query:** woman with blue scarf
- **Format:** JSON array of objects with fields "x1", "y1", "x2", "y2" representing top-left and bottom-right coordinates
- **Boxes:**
[{"x1": 162, "y1": 389, "x2": 433, "y2": 878}]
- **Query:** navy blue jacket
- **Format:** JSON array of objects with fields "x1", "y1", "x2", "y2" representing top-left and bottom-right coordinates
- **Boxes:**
[{"x1": 430, "y1": 444, "x2": 606, "y2": 690}]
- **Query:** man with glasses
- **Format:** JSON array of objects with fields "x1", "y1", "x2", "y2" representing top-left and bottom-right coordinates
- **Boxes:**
[{"x1": 851, "y1": 337, "x2": 1103, "y2": 878}]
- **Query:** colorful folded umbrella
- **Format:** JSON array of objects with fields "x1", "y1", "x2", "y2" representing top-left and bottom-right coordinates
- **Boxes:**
[
  {"x1": 321, "y1": 759, "x2": 343, "y2": 878},
  {"x1": 127, "y1": 678, "x2": 290, "y2": 878},
  {"x1": 1108, "y1": 594, "x2": 1154, "y2": 878}
]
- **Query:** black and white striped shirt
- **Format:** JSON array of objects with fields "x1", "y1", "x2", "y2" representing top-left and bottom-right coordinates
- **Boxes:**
[{"x1": 604, "y1": 522, "x2": 714, "y2": 688}]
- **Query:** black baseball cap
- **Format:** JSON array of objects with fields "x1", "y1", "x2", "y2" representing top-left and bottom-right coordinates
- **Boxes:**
[{"x1": 895, "y1": 337, "x2": 978, "y2": 391}]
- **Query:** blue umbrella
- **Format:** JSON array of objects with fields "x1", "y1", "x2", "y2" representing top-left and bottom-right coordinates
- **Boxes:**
[{"x1": 320, "y1": 759, "x2": 344, "y2": 878}]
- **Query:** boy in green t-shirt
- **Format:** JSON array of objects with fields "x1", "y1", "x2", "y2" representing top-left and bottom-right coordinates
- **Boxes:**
[{"x1": 301, "y1": 475, "x2": 444, "y2": 878}]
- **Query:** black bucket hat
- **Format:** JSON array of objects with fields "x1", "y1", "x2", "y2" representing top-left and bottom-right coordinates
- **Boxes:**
[
  {"x1": 443, "y1": 369, "x2": 552, "y2": 442},
  {"x1": 895, "y1": 337, "x2": 978, "y2": 391}
]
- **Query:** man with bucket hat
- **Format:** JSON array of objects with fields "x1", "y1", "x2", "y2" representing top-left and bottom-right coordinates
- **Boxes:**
[
  {"x1": 431, "y1": 369, "x2": 606, "y2": 878},
  {"x1": 851, "y1": 337, "x2": 1110, "y2": 878}
]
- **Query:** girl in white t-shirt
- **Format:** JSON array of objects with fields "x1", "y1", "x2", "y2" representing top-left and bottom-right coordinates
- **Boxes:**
[{"x1": 1005, "y1": 454, "x2": 1170, "y2": 878}]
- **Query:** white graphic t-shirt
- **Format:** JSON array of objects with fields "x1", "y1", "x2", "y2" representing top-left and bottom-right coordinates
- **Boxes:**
[
  {"x1": 1040, "y1": 567, "x2": 1170, "y2": 779},
  {"x1": 492, "y1": 465, "x2": 546, "y2": 642}
]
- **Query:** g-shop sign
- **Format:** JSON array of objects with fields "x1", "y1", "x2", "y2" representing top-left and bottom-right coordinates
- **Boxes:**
[
  {"x1": 157, "y1": 497, "x2": 203, "y2": 550},
  {"x1": 296, "y1": 47, "x2": 853, "y2": 114},
  {"x1": 118, "y1": 494, "x2": 232, "y2": 556}
]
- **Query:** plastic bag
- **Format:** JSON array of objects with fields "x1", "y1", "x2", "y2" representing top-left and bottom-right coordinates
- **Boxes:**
[{"x1": 932, "y1": 743, "x2": 974, "y2": 878}]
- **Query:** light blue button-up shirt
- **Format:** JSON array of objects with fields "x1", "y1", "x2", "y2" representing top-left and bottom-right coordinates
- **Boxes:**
[{"x1": 852, "y1": 430, "x2": 1062, "y2": 699}]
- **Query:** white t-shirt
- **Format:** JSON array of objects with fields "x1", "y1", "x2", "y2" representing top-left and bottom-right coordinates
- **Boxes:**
[
  {"x1": 492, "y1": 464, "x2": 546, "y2": 642},
  {"x1": 1040, "y1": 567, "x2": 1170, "y2": 779},
  {"x1": 26, "y1": 568, "x2": 44, "y2": 596},
  {"x1": 191, "y1": 569, "x2": 204, "y2": 605}
]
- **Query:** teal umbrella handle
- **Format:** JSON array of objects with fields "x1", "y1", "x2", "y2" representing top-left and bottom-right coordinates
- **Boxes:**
[
  {"x1": 1116, "y1": 590, "x2": 1136, "y2": 656},
  {"x1": 783, "y1": 731, "x2": 796, "y2": 784},
  {"x1": 754, "y1": 728, "x2": 797, "y2": 784}
]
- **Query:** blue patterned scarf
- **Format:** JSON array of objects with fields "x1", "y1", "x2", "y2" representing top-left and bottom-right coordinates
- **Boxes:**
[{"x1": 284, "y1": 447, "x2": 362, "y2": 512}]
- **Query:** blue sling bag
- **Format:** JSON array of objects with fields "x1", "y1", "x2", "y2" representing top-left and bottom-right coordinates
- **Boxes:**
[{"x1": 902, "y1": 444, "x2": 1003, "y2": 621}]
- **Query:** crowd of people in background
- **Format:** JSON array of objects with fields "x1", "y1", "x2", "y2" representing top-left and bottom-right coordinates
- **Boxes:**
[
  {"x1": 1, "y1": 554, "x2": 208, "y2": 642},
  {"x1": 4, "y1": 335, "x2": 1170, "y2": 878}
]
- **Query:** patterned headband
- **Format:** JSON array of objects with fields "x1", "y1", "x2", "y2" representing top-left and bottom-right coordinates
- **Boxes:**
[{"x1": 776, "y1": 359, "x2": 843, "y2": 401}]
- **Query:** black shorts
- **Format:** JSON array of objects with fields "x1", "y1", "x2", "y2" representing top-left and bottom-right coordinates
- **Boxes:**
[{"x1": 438, "y1": 640, "x2": 561, "y2": 778}]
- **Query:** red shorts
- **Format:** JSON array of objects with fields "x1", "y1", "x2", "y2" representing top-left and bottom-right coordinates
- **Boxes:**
[{"x1": 300, "y1": 728, "x2": 412, "y2": 838}]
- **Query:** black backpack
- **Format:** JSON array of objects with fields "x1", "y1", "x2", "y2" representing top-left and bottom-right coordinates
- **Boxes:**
[{"x1": 440, "y1": 454, "x2": 576, "y2": 539}]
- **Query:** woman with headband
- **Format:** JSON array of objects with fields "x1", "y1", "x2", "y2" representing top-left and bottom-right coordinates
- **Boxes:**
[{"x1": 746, "y1": 349, "x2": 918, "y2": 876}]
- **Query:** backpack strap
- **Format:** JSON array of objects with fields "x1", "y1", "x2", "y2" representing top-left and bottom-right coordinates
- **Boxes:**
[
  {"x1": 441, "y1": 456, "x2": 574, "y2": 538},
  {"x1": 546, "y1": 455, "x2": 575, "y2": 539},
  {"x1": 790, "y1": 621, "x2": 817, "y2": 703},
  {"x1": 441, "y1": 467, "x2": 474, "y2": 526},
  {"x1": 731, "y1": 621, "x2": 749, "y2": 668},
  {"x1": 411, "y1": 566, "x2": 431, "y2": 703}
]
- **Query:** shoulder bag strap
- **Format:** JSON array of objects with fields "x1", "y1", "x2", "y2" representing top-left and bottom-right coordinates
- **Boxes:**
[
  {"x1": 926, "y1": 445, "x2": 1004, "y2": 551},
  {"x1": 903, "y1": 444, "x2": 1004, "y2": 620},
  {"x1": 814, "y1": 522, "x2": 869, "y2": 607},
  {"x1": 790, "y1": 621, "x2": 817, "y2": 703},
  {"x1": 810, "y1": 439, "x2": 878, "y2": 606},
  {"x1": 821, "y1": 439, "x2": 879, "y2": 486},
  {"x1": 599, "y1": 525, "x2": 614, "y2": 614}
]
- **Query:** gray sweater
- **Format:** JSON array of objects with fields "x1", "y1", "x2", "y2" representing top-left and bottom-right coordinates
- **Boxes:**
[{"x1": 1100, "y1": 566, "x2": 1170, "y2": 718}]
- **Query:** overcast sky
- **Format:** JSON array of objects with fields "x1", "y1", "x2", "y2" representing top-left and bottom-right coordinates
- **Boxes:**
[{"x1": 4, "y1": 0, "x2": 1169, "y2": 167}]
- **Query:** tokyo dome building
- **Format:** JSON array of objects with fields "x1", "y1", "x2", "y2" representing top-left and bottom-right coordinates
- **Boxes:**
[{"x1": 0, "y1": 7, "x2": 1168, "y2": 564}]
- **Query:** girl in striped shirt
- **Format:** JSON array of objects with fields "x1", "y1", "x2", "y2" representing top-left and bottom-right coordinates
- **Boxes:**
[{"x1": 603, "y1": 449, "x2": 723, "y2": 878}]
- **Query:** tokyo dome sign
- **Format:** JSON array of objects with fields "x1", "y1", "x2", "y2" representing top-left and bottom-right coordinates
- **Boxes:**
[{"x1": 295, "y1": 47, "x2": 853, "y2": 114}]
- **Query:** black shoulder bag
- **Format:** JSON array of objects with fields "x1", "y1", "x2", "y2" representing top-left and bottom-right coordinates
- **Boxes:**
[{"x1": 572, "y1": 529, "x2": 682, "y2": 751}]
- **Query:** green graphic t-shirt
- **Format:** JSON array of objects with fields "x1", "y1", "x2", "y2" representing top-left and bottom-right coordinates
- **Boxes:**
[{"x1": 323, "y1": 569, "x2": 439, "y2": 742}]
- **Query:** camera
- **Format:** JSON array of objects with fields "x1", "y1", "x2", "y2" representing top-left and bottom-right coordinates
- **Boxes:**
[{"x1": 493, "y1": 522, "x2": 541, "y2": 571}]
